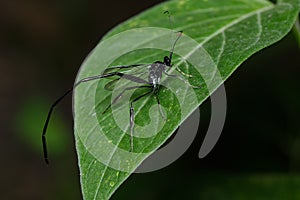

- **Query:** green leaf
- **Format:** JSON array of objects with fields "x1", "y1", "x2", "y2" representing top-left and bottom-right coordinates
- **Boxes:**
[{"x1": 73, "y1": 0, "x2": 300, "y2": 199}]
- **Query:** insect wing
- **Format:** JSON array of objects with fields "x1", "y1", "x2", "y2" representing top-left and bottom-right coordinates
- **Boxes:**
[
  {"x1": 104, "y1": 78, "x2": 120, "y2": 91},
  {"x1": 103, "y1": 64, "x2": 150, "y2": 91},
  {"x1": 103, "y1": 64, "x2": 148, "y2": 74}
]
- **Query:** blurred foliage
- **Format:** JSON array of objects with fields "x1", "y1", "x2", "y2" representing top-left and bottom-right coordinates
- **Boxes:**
[
  {"x1": 13, "y1": 95, "x2": 69, "y2": 156},
  {"x1": 112, "y1": 172, "x2": 300, "y2": 200}
]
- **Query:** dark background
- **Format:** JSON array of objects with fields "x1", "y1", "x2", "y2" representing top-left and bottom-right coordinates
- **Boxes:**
[{"x1": 0, "y1": 0, "x2": 299, "y2": 199}]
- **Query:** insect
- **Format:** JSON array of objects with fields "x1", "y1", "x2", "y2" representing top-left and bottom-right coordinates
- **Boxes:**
[{"x1": 42, "y1": 29, "x2": 201, "y2": 164}]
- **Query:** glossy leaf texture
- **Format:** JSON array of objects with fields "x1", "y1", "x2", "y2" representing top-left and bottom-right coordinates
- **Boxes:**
[{"x1": 73, "y1": 0, "x2": 300, "y2": 199}]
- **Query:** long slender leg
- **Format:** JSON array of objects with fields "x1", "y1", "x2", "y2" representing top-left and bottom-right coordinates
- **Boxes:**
[
  {"x1": 42, "y1": 88, "x2": 73, "y2": 164},
  {"x1": 42, "y1": 71, "x2": 148, "y2": 164},
  {"x1": 175, "y1": 60, "x2": 193, "y2": 78},
  {"x1": 154, "y1": 88, "x2": 166, "y2": 120},
  {"x1": 163, "y1": 71, "x2": 201, "y2": 88},
  {"x1": 129, "y1": 89, "x2": 154, "y2": 152},
  {"x1": 102, "y1": 85, "x2": 152, "y2": 114}
]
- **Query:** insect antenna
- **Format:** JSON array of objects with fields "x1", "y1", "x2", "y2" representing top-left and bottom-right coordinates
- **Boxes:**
[
  {"x1": 163, "y1": 11, "x2": 183, "y2": 63},
  {"x1": 164, "y1": 11, "x2": 174, "y2": 59},
  {"x1": 163, "y1": 10, "x2": 173, "y2": 30},
  {"x1": 169, "y1": 31, "x2": 182, "y2": 62}
]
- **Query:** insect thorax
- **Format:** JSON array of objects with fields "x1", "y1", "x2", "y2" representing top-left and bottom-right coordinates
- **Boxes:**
[{"x1": 148, "y1": 62, "x2": 165, "y2": 86}]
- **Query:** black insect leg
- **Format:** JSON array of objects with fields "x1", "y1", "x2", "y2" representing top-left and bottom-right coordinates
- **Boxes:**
[
  {"x1": 102, "y1": 85, "x2": 152, "y2": 114},
  {"x1": 41, "y1": 76, "x2": 103, "y2": 164},
  {"x1": 129, "y1": 89, "x2": 154, "y2": 152},
  {"x1": 42, "y1": 88, "x2": 73, "y2": 164},
  {"x1": 154, "y1": 87, "x2": 166, "y2": 120},
  {"x1": 42, "y1": 71, "x2": 148, "y2": 164}
]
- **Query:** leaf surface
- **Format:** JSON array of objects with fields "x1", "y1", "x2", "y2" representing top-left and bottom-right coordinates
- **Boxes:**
[{"x1": 73, "y1": 0, "x2": 300, "y2": 199}]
